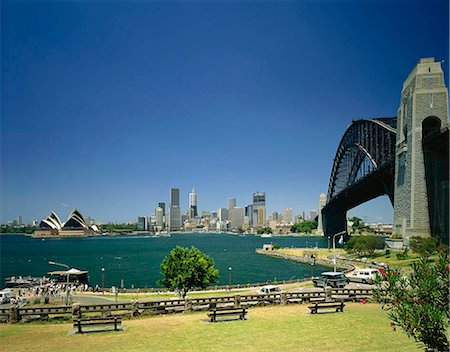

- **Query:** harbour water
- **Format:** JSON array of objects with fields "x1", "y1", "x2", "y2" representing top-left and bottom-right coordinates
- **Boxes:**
[{"x1": 0, "y1": 233, "x2": 329, "y2": 288}]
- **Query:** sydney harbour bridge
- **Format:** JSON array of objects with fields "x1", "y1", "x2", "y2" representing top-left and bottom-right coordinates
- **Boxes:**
[{"x1": 322, "y1": 58, "x2": 449, "y2": 245}]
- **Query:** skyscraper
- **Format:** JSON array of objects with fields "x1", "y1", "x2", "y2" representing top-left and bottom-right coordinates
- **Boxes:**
[
  {"x1": 170, "y1": 188, "x2": 180, "y2": 207},
  {"x1": 189, "y1": 187, "x2": 198, "y2": 217},
  {"x1": 245, "y1": 204, "x2": 253, "y2": 226},
  {"x1": 253, "y1": 192, "x2": 266, "y2": 226},
  {"x1": 228, "y1": 198, "x2": 236, "y2": 209},
  {"x1": 155, "y1": 207, "x2": 164, "y2": 229},
  {"x1": 284, "y1": 208, "x2": 293, "y2": 223},
  {"x1": 229, "y1": 207, "x2": 244, "y2": 230},
  {"x1": 158, "y1": 202, "x2": 166, "y2": 216},
  {"x1": 169, "y1": 188, "x2": 181, "y2": 231},
  {"x1": 218, "y1": 208, "x2": 229, "y2": 221}
]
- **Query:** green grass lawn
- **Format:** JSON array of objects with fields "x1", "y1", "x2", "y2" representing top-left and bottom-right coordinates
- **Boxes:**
[{"x1": 0, "y1": 303, "x2": 421, "y2": 352}]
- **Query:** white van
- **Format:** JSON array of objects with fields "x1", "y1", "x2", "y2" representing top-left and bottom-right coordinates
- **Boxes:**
[
  {"x1": 0, "y1": 289, "x2": 13, "y2": 304},
  {"x1": 257, "y1": 285, "x2": 281, "y2": 294},
  {"x1": 347, "y1": 268, "x2": 380, "y2": 284}
]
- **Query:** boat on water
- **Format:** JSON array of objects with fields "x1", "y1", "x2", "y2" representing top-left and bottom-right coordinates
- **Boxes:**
[{"x1": 261, "y1": 234, "x2": 272, "y2": 238}]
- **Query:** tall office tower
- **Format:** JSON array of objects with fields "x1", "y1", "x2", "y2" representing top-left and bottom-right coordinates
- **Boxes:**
[
  {"x1": 309, "y1": 210, "x2": 318, "y2": 221},
  {"x1": 229, "y1": 207, "x2": 244, "y2": 229},
  {"x1": 170, "y1": 188, "x2": 180, "y2": 207},
  {"x1": 169, "y1": 188, "x2": 182, "y2": 231},
  {"x1": 272, "y1": 211, "x2": 280, "y2": 222},
  {"x1": 245, "y1": 205, "x2": 253, "y2": 225},
  {"x1": 228, "y1": 198, "x2": 236, "y2": 209},
  {"x1": 253, "y1": 192, "x2": 266, "y2": 225},
  {"x1": 158, "y1": 202, "x2": 166, "y2": 216},
  {"x1": 189, "y1": 187, "x2": 198, "y2": 217},
  {"x1": 257, "y1": 206, "x2": 266, "y2": 226},
  {"x1": 155, "y1": 207, "x2": 164, "y2": 228},
  {"x1": 284, "y1": 208, "x2": 293, "y2": 223},
  {"x1": 137, "y1": 216, "x2": 148, "y2": 231},
  {"x1": 218, "y1": 208, "x2": 229, "y2": 221},
  {"x1": 317, "y1": 193, "x2": 327, "y2": 236},
  {"x1": 17, "y1": 215, "x2": 22, "y2": 226},
  {"x1": 302, "y1": 211, "x2": 306, "y2": 220}
]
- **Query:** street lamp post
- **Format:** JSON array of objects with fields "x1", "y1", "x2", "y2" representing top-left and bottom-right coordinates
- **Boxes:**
[
  {"x1": 101, "y1": 267, "x2": 105, "y2": 295},
  {"x1": 48, "y1": 260, "x2": 70, "y2": 305},
  {"x1": 332, "y1": 231, "x2": 347, "y2": 272},
  {"x1": 228, "y1": 266, "x2": 232, "y2": 291}
]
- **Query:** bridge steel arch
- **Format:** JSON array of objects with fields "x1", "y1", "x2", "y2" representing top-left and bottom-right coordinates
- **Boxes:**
[{"x1": 322, "y1": 118, "x2": 397, "y2": 237}]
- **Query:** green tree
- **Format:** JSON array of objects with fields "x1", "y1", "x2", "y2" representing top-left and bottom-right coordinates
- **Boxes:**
[
  {"x1": 257, "y1": 227, "x2": 273, "y2": 234},
  {"x1": 409, "y1": 236, "x2": 438, "y2": 259},
  {"x1": 290, "y1": 221, "x2": 317, "y2": 234},
  {"x1": 345, "y1": 236, "x2": 385, "y2": 256},
  {"x1": 373, "y1": 250, "x2": 449, "y2": 351},
  {"x1": 158, "y1": 246, "x2": 219, "y2": 298}
]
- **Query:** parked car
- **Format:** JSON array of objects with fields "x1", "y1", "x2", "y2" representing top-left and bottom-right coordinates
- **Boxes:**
[
  {"x1": 346, "y1": 268, "x2": 381, "y2": 284},
  {"x1": 257, "y1": 285, "x2": 281, "y2": 294},
  {"x1": 312, "y1": 272, "x2": 349, "y2": 288},
  {"x1": 0, "y1": 289, "x2": 13, "y2": 304}
]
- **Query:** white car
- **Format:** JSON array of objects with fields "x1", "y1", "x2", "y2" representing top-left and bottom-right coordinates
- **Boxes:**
[
  {"x1": 257, "y1": 285, "x2": 281, "y2": 294},
  {"x1": 347, "y1": 268, "x2": 381, "y2": 284}
]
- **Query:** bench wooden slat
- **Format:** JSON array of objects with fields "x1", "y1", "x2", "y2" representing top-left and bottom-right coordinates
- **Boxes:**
[
  {"x1": 308, "y1": 302, "x2": 345, "y2": 314},
  {"x1": 207, "y1": 308, "x2": 247, "y2": 322}
]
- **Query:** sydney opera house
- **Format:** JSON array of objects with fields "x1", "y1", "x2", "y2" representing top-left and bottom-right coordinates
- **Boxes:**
[{"x1": 33, "y1": 209, "x2": 99, "y2": 237}]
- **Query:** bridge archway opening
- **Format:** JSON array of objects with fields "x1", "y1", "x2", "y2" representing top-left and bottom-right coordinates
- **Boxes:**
[
  {"x1": 347, "y1": 195, "x2": 393, "y2": 228},
  {"x1": 422, "y1": 116, "x2": 441, "y2": 138}
]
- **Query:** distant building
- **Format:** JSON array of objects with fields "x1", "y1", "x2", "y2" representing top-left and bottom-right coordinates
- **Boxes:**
[
  {"x1": 16, "y1": 215, "x2": 22, "y2": 226},
  {"x1": 245, "y1": 205, "x2": 253, "y2": 226},
  {"x1": 253, "y1": 192, "x2": 266, "y2": 226},
  {"x1": 169, "y1": 188, "x2": 182, "y2": 231},
  {"x1": 34, "y1": 209, "x2": 99, "y2": 237},
  {"x1": 158, "y1": 202, "x2": 166, "y2": 216},
  {"x1": 201, "y1": 210, "x2": 210, "y2": 218},
  {"x1": 137, "y1": 216, "x2": 148, "y2": 231},
  {"x1": 189, "y1": 188, "x2": 198, "y2": 218},
  {"x1": 284, "y1": 208, "x2": 292, "y2": 223},
  {"x1": 228, "y1": 198, "x2": 236, "y2": 209},
  {"x1": 310, "y1": 210, "x2": 318, "y2": 221},
  {"x1": 229, "y1": 207, "x2": 244, "y2": 230},
  {"x1": 155, "y1": 207, "x2": 164, "y2": 228},
  {"x1": 257, "y1": 206, "x2": 266, "y2": 226},
  {"x1": 218, "y1": 208, "x2": 228, "y2": 221},
  {"x1": 272, "y1": 211, "x2": 280, "y2": 222}
]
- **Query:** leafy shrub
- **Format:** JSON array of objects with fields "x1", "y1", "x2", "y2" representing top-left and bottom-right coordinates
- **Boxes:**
[
  {"x1": 391, "y1": 233, "x2": 403, "y2": 239},
  {"x1": 409, "y1": 236, "x2": 438, "y2": 259}
]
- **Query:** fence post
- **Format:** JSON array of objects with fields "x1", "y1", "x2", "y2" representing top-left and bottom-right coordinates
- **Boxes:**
[
  {"x1": 184, "y1": 298, "x2": 192, "y2": 313},
  {"x1": 280, "y1": 292, "x2": 288, "y2": 305},
  {"x1": 234, "y1": 295, "x2": 241, "y2": 308},
  {"x1": 71, "y1": 303, "x2": 81, "y2": 320},
  {"x1": 9, "y1": 305, "x2": 19, "y2": 323},
  {"x1": 131, "y1": 299, "x2": 139, "y2": 317}
]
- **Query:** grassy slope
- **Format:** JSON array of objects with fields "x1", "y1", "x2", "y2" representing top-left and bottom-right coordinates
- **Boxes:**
[{"x1": 0, "y1": 304, "x2": 421, "y2": 352}]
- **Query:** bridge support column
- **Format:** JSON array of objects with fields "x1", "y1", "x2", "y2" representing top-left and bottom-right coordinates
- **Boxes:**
[{"x1": 393, "y1": 58, "x2": 448, "y2": 240}]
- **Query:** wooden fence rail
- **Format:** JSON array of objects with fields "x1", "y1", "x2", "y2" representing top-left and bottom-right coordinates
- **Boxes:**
[{"x1": 0, "y1": 288, "x2": 373, "y2": 323}]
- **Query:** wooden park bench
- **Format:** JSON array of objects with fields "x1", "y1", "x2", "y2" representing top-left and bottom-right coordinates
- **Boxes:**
[
  {"x1": 207, "y1": 307, "x2": 247, "y2": 322},
  {"x1": 73, "y1": 316, "x2": 122, "y2": 333},
  {"x1": 308, "y1": 301, "x2": 345, "y2": 314}
]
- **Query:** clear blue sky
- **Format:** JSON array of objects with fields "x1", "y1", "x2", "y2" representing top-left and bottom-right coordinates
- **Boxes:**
[{"x1": 1, "y1": 0, "x2": 448, "y2": 224}]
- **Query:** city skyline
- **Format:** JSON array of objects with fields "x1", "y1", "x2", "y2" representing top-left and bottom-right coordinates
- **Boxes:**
[{"x1": 2, "y1": 1, "x2": 448, "y2": 224}]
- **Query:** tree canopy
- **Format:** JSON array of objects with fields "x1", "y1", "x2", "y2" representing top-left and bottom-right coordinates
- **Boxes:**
[
  {"x1": 344, "y1": 236, "x2": 385, "y2": 256},
  {"x1": 290, "y1": 221, "x2": 317, "y2": 234},
  {"x1": 158, "y1": 246, "x2": 219, "y2": 298}
]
